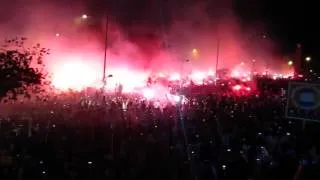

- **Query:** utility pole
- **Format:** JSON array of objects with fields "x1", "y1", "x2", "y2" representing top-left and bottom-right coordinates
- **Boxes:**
[
  {"x1": 215, "y1": 39, "x2": 220, "y2": 84},
  {"x1": 295, "y1": 43, "x2": 302, "y2": 77},
  {"x1": 102, "y1": 12, "x2": 109, "y2": 91}
]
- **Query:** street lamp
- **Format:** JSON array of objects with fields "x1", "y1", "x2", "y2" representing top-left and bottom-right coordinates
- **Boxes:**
[
  {"x1": 215, "y1": 39, "x2": 220, "y2": 83},
  {"x1": 102, "y1": 13, "x2": 109, "y2": 90},
  {"x1": 81, "y1": 14, "x2": 88, "y2": 19},
  {"x1": 305, "y1": 56, "x2": 311, "y2": 62},
  {"x1": 192, "y1": 49, "x2": 199, "y2": 59},
  {"x1": 76, "y1": 13, "x2": 109, "y2": 90},
  {"x1": 262, "y1": 33, "x2": 267, "y2": 39},
  {"x1": 192, "y1": 48, "x2": 198, "y2": 54}
]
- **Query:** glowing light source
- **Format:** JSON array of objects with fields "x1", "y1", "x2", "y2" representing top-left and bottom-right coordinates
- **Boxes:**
[
  {"x1": 233, "y1": 85, "x2": 241, "y2": 91},
  {"x1": 173, "y1": 95, "x2": 182, "y2": 103},
  {"x1": 286, "y1": 132, "x2": 291, "y2": 136},
  {"x1": 192, "y1": 48, "x2": 199, "y2": 55},
  {"x1": 231, "y1": 71, "x2": 240, "y2": 77},
  {"x1": 143, "y1": 88, "x2": 155, "y2": 99},
  {"x1": 208, "y1": 69, "x2": 214, "y2": 76},
  {"x1": 272, "y1": 75, "x2": 277, "y2": 80},
  {"x1": 45, "y1": 49, "x2": 295, "y2": 102},
  {"x1": 81, "y1": 14, "x2": 88, "y2": 19},
  {"x1": 51, "y1": 60, "x2": 99, "y2": 91},
  {"x1": 158, "y1": 73, "x2": 165, "y2": 77},
  {"x1": 169, "y1": 73, "x2": 180, "y2": 81},
  {"x1": 288, "y1": 60, "x2": 293, "y2": 66},
  {"x1": 192, "y1": 49, "x2": 199, "y2": 59},
  {"x1": 191, "y1": 71, "x2": 205, "y2": 83},
  {"x1": 55, "y1": 33, "x2": 60, "y2": 37},
  {"x1": 305, "y1": 56, "x2": 311, "y2": 62}
]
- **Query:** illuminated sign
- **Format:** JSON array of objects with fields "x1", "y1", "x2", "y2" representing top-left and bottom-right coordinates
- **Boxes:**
[{"x1": 286, "y1": 82, "x2": 320, "y2": 122}]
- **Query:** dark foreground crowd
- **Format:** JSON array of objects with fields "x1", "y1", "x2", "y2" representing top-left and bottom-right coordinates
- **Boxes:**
[{"x1": 0, "y1": 91, "x2": 319, "y2": 180}]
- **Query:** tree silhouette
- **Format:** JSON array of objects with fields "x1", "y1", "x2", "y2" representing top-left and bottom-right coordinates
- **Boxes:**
[{"x1": 0, "y1": 37, "x2": 49, "y2": 100}]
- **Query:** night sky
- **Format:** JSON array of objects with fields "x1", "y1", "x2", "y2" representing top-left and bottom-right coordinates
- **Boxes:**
[
  {"x1": 82, "y1": 0, "x2": 319, "y2": 69},
  {"x1": 235, "y1": 0, "x2": 319, "y2": 71},
  {"x1": 236, "y1": 0, "x2": 316, "y2": 50}
]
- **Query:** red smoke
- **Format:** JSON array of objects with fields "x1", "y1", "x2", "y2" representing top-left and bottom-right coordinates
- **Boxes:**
[{"x1": 0, "y1": 0, "x2": 293, "y2": 91}]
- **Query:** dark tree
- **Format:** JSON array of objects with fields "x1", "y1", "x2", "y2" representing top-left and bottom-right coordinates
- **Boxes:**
[{"x1": 0, "y1": 37, "x2": 49, "y2": 100}]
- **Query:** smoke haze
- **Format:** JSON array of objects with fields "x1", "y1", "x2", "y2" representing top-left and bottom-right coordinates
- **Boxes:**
[{"x1": 0, "y1": 0, "x2": 290, "y2": 89}]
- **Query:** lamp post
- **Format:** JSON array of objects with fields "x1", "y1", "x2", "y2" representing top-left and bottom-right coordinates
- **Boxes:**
[
  {"x1": 305, "y1": 56, "x2": 311, "y2": 77},
  {"x1": 102, "y1": 12, "x2": 109, "y2": 91},
  {"x1": 79, "y1": 13, "x2": 109, "y2": 91},
  {"x1": 215, "y1": 39, "x2": 220, "y2": 84}
]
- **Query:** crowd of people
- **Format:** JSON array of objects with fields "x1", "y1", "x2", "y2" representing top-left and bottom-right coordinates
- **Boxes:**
[{"x1": 0, "y1": 81, "x2": 319, "y2": 180}]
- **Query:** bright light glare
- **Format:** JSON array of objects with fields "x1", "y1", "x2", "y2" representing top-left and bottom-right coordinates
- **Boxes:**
[
  {"x1": 233, "y1": 85, "x2": 241, "y2": 91},
  {"x1": 52, "y1": 61, "x2": 98, "y2": 91},
  {"x1": 231, "y1": 71, "x2": 240, "y2": 78},
  {"x1": 305, "y1": 57, "x2": 311, "y2": 62},
  {"x1": 208, "y1": 69, "x2": 214, "y2": 76},
  {"x1": 191, "y1": 71, "x2": 205, "y2": 83},
  {"x1": 82, "y1": 14, "x2": 88, "y2": 19},
  {"x1": 288, "y1": 60, "x2": 293, "y2": 66},
  {"x1": 158, "y1": 72, "x2": 165, "y2": 77},
  {"x1": 192, "y1": 48, "x2": 198, "y2": 54},
  {"x1": 173, "y1": 95, "x2": 181, "y2": 103},
  {"x1": 143, "y1": 88, "x2": 155, "y2": 99},
  {"x1": 169, "y1": 73, "x2": 181, "y2": 81},
  {"x1": 107, "y1": 68, "x2": 147, "y2": 93}
]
